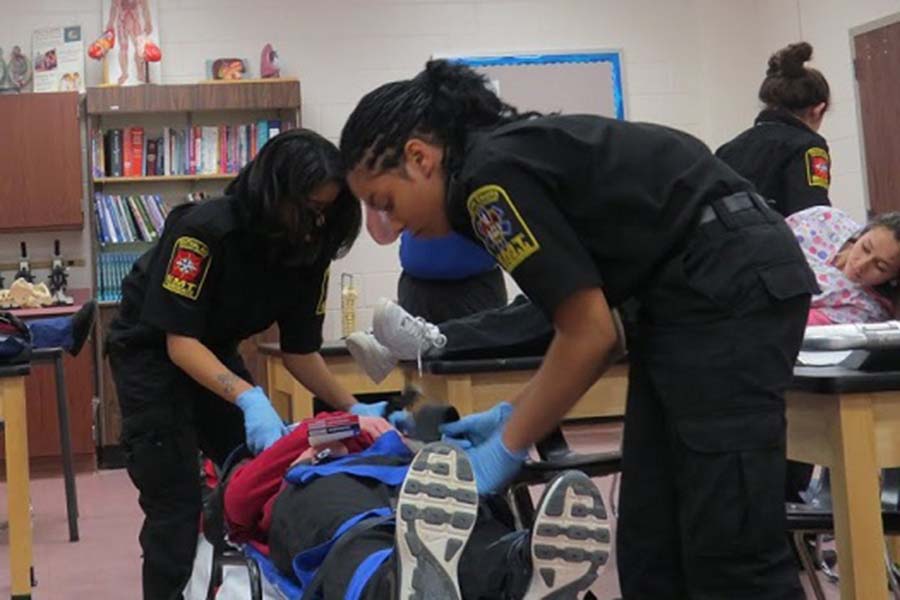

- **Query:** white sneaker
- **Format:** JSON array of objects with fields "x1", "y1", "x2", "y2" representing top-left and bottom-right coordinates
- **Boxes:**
[
  {"x1": 372, "y1": 299, "x2": 447, "y2": 366},
  {"x1": 396, "y1": 442, "x2": 477, "y2": 600},
  {"x1": 346, "y1": 331, "x2": 398, "y2": 384}
]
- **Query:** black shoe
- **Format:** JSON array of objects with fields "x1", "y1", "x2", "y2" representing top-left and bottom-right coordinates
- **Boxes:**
[
  {"x1": 68, "y1": 299, "x2": 97, "y2": 357},
  {"x1": 524, "y1": 471, "x2": 611, "y2": 599},
  {"x1": 396, "y1": 442, "x2": 478, "y2": 600}
]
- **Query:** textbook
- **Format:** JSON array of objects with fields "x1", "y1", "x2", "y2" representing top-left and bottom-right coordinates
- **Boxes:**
[{"x1": 307, "y1": 414, "x2": 361, "y2": 447}]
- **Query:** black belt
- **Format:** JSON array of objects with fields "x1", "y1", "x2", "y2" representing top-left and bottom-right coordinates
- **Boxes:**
[{"x1": 698, "y1": 191, "x2": 773, "y2": 226}]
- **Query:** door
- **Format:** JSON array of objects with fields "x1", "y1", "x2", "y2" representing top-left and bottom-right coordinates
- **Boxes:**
[{"x1": 854, "y1": 17, "x2": 900, "y2": 215}]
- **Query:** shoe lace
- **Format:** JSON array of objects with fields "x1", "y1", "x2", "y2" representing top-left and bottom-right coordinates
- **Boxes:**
[{"x1": 404, "y1": 316, "x2": 447, "y2": 375}]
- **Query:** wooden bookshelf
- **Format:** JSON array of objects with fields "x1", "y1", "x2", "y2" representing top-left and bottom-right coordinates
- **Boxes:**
[
  {"x1": 86, "y1": 78, "x2": 301, "y2": 115},
  {"x1": 94, "y1": 174, "x2": 236, "y2": 184},
  {"x1": 85, "y1": 78, "x2": 301, "y2": 465}
]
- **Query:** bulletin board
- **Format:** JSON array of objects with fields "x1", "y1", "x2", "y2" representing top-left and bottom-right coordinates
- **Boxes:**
[{"x1": 446, "y1": 51, "x2": 625, "y2": 120}]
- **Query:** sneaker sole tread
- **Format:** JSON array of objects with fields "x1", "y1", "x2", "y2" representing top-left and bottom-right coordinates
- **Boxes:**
[
  {"x1": 396, "y1": 442, "x2": 478, "y2": 600},
  {"x1": 525, "y1": 471, "x2": 611, "y2": 600}
]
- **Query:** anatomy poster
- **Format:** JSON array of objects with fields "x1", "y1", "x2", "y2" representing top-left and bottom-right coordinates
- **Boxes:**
[{"x1": 101, "y1": 0, "x2": 161, "y2": 85}]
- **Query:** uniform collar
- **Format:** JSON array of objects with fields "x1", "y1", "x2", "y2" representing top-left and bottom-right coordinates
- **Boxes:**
[
  {"x1": 754, "y1": 108, "x2": 816, "y2": 134},
  {"x1": 445, "y1": 171, "x2": 469, "y2": 231}
]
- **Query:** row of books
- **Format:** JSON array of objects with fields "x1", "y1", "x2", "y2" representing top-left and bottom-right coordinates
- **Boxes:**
[
  {"x1": 96, "y1": 251, "x2": 143, "y2": 302},
  {"x1": 94, "y1": 193, "x2": 170, "y2": 245},
  {"x1": 91, "y1": 120, "x2": 282, "y2": 178}
]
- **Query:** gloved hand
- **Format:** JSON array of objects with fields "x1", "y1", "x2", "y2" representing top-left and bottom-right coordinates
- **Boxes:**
[
  {"x1": 349, "y1": 400, "x2": 388, "y2": 418},
  {"x1": 439, "y1": 401, "x2": 513, "y2": 449},
  {"x1": 236, "y1": 387, "x2": 288, "y2": 455},
  {"x1": 464, "y1": 429, "x2": 528, "y2": 494},
  {"x1": 387, "y1": 409, "x2": 414, "y2": 434}
]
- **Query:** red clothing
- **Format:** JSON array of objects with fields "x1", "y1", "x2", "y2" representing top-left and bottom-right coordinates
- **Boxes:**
[
  {"x1": 223, "y1": 412, "x2": 375, "y2": 554},
  {"x1": 806, "y1": 308, "x2": 833, "y2": 326}
]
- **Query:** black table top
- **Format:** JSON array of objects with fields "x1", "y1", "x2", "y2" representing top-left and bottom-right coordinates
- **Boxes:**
[
  {"x1": 258, "y1": 340, "x2": 350, "y2": 358},
  {"x1": 257, "y1": 341, "x2": 900, "y2": 395},
  {"x1": 0, "y1": 363, "x2": 31, "y2": 378},
  {"x1": 790, "y1": 365, "x2": 900, "y2": 394}
]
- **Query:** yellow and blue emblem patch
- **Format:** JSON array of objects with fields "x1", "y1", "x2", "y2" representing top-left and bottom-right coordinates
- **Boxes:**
[{"x1": 466, "y1": 184, "x2": 540, "y2": 272}]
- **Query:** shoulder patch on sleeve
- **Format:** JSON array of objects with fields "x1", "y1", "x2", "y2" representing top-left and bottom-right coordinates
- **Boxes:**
[
  {"x1": 162, "y1": 236, "x2": 212, "y2": 300},
  {"x1": 466, "y1": 184, "x2": 540, "y2": 272},
  {"x1": 316, "y1": 267, "x2": 330, "y2": 316},
  {"x1": 805, "y1": 147, "x2": 830, "y2": 189}
]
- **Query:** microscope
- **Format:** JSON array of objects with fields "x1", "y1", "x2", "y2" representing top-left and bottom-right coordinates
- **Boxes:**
[
  {"x1": 48, "y1": 240, "x2": 74, "y2": 305},
  {"x1": 14, "y1": 242, "x2": 34, "y2": 283}
]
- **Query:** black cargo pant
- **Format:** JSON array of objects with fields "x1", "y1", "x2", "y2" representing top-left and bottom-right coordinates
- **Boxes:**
[
  {"x1": 617, "y1": 195, "x2": 815, "y2": 599},
  {"x1": 269, "y1": 472, "x2": 522, "y2": 599},
  {"x1": 398, "y1": 267, "x2": 507, "y2": 324},
  {"x1": 109, "y1": 346, "x2": 247, "y2": 600}
]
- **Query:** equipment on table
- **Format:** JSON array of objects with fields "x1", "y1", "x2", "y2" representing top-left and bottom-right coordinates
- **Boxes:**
[
  {"x1": 47, "y1": 240, "x2": 73, "y2": 305},
  {"x1": 802, "y1": 321, "x2": 900, "y2": 371},
  {"x1": 341, "y1": 273, "x2": 357, "y2": 338},
  {"x1": 14, "y1": 242, "x2": 33, "y2": 284},
  {"x1": 803, "y1": 321, "x2": 900, "y2": 351}
]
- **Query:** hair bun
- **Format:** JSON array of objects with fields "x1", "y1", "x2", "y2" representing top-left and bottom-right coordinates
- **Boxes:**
[{"x1": 767, "y1": 42, "x2": 813, "y2": 78}]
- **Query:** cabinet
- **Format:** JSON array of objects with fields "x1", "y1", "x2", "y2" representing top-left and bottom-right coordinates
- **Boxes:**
[
  {"x1": 0, "y1": 92, "x2": 84, "y2": 230},
  {"x1": 86, "y1": 80, "x2": 300, "y2": 464},
  {"x1": 0, "y1": 322, "x2": 95, "y2": 472}
]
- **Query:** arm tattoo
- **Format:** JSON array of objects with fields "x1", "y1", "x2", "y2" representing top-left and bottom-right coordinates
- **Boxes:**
[{"x1": 216, "y1": 372, "x2": 238, "y2": 396}]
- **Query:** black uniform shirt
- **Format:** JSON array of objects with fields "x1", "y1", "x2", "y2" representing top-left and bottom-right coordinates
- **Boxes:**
[
  {"x1": 108, "y1": 195, "x2": 330, "y2": 357},
  {"x1": 715, "y1": 108, "x2": 831, "y2": 217},
  {"x1": 446, "y1": 114, "x2": 754, "y2": 317}
]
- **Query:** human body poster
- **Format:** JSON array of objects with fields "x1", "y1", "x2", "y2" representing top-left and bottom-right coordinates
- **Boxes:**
[{"x1": 101, "y1": 0, "x2": 161, "y2": 85}]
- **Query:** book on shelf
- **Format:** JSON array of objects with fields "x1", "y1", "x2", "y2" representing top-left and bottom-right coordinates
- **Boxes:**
[
  {"x1": 93, "y1": 121, "x2": 282, "y2": 179},
  {"x1": 146, "y1": 138, "x2": 159, "y2": 176},
  {"x1": 94, "y1": 193, "x2": 170, "y2": 245},
  {"x1": 127, "y1": 127, "x2": 145, "y2": 177},
  {"x1": 105, "y1": 129, "x2": 124, "y2": 177},
  {"x1": 96, "y1": 251, "x2": 143, "y2": 302},
  {"x1": 90, "y1": 128, "x2": 106, "y2": 179}
]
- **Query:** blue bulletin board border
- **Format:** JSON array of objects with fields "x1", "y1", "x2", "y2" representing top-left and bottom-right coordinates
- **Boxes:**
[{"x1": 448, "y1": 51, "x2": 625, "y2": 120}]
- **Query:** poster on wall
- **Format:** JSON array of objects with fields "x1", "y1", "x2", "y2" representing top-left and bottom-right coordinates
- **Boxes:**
[
  {"x1": 440, "y1": 51, "x2": 625, "y2": 119},
  {"x1": 101, "y1": 0, "x2": 161, "y2": 86},
  {"x1": 32, "y1": 25, "x2": 85, "y2": 93}
]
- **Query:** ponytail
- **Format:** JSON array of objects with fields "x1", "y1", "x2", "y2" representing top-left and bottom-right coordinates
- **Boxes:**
[
  {"x1": 758, "y1": 42, "x2": 830, "y2": 112},
  {"x1": 340, "y1": 59, "x2": 537, "y2": 173}
]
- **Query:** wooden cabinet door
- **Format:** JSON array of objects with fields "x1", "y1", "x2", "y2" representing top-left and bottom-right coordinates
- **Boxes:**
[
  {"x1": 0, "y1": 92, "x2": 83, "y2": 230},
  {"x1": 0, "y1": 343, "x2": 95, "y2": 461}
]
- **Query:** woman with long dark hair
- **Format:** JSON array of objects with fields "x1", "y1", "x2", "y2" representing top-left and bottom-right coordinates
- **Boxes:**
[{"x1": 106, "y1": 129, "x2": 374, "y2": 599}]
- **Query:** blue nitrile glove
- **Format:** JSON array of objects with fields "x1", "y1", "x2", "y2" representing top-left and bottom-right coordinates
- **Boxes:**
[
  {"x1": 465, "y1": 429, "x2": 529, "y2": 494},
  {"x1": 439, "y1": 401, "x2": 513, "y2": 449},
  {"x1": 236, "y1": 387, "x2": 288, "y2": 455},
  {"x1": 387, "y1": 409, "x2": 416, "y2": 435},
  {"x1": 350, "y1": 400, "x2": 389, "y2": 418}
]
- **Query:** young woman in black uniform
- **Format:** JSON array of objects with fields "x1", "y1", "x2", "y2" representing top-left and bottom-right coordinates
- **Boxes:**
[
  {"x1": 340, "y1": 60, "x2": 819, "y2": 599},
  {"x1": 106, "y1": 129, "x2": 386, "y2": 599},
  {"x1": 717, "y1": 41, "x2": 832, "y2": 502},
  {"x1": 716, "y1": 41, "x2": 832, "y2": 217}
]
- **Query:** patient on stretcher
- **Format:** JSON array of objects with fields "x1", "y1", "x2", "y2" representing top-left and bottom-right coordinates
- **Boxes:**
[{"x1": 218, "y1": 411, "x2": 610, "y2": 600}]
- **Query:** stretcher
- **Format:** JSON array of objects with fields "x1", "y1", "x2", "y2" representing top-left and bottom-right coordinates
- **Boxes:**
[{"x1": 183, "y1": 418, "x2": 621, "y2": 600}]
